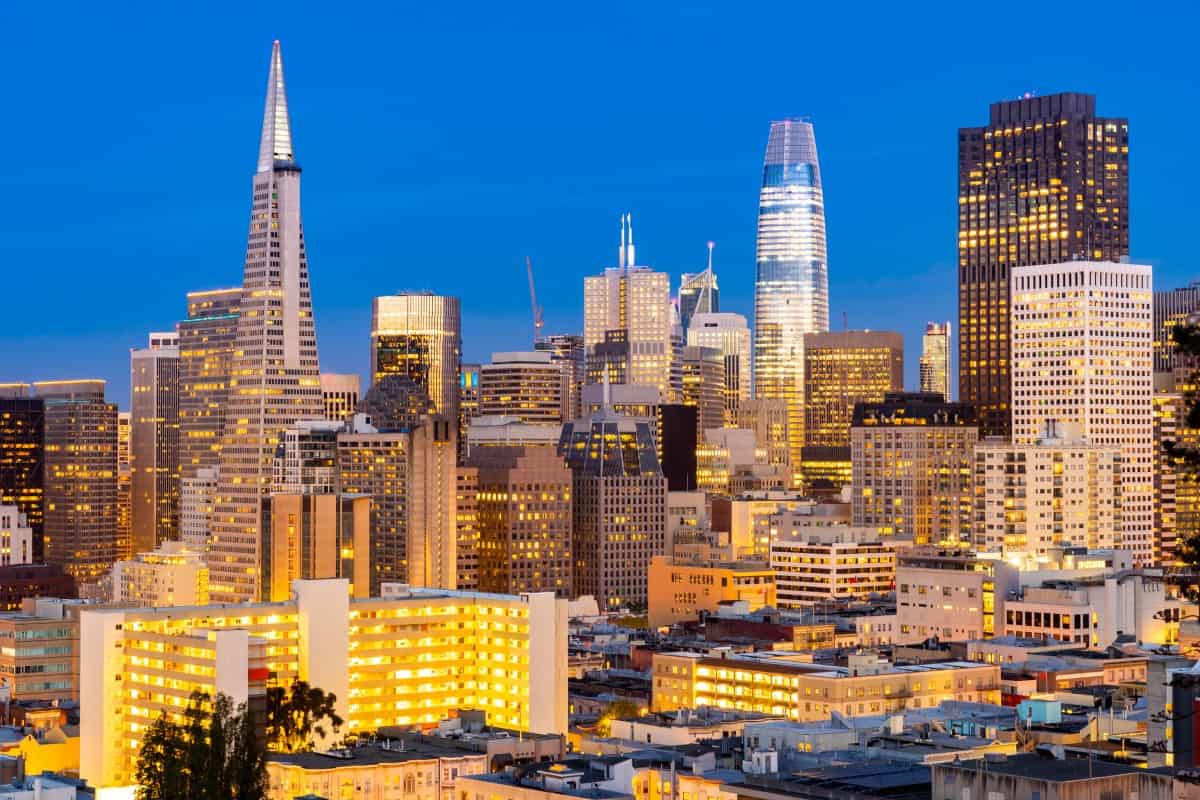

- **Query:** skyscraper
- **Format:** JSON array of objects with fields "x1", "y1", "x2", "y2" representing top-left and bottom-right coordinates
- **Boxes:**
[
  {"x1": 117, "y1": 410, "x2": 131, "y2": 560},
  {"x1": 1153, "y1": 282, "x2": 1200, "y2": 377},
  {"x1": 210, "y1": 42, "x2": 324, "y2": 602},
  {"x1": 371, "y1": 293, "x2": 461, "y2": 426},
  {"x1": 958, "y1": 93, "x2": 1129, "y2": 437},
  {"x1": 753, "y1": 119, "x2": 829, "y2": 485},
  {"x1": 320, "y1": 373, "x2": 360, "y2": 423},
  {"x1": 479, "y1": 351, "x2": 568, "y2": 423},
  {"x1": 536, "y1": 334, "x2": 585, "y2": 420},
  {"x1": 687, "y1": 312, "x2": 751, "y2": 425},
  {"x1": 130, "y1": 331, "x2": 180, "y2": 553},
  {"x1": 919, "y1": 322, "x2": 951, "y2": 401},
  {"x1": 678, "y1": 242, "x2": 719, "y2": 334},
  {"x1": 0, "y1": 386, "x2": 44, "y2": 562},
  {"x1": 177, "y1": 287, "x2": 240, "y2": 477}
]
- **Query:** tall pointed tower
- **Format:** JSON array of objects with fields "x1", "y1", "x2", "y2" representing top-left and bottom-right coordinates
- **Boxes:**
[{"x1": 209, "y1": 41, "x2": 323, "y2": 602}]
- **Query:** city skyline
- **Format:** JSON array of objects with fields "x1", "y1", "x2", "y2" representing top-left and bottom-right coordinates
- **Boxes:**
[{"x1": 2, "y1": 5, "x2": 1199, "y2": 408}]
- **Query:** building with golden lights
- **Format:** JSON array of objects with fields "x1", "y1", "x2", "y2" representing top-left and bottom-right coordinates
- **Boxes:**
[
  {"x1": 177, "y1": 287, "x2": 240, "y2": 477},
  {"x1": 480, "y1": 351, "x2": 569, "y2": 424},
  {"x1": 320, "y1": 372, "x2": 360, "y2": 424},
  {"x1": 919, "y1": 321, "x2": 951, "y2": 400},
  {"x1": 687, "y1": 312, "x2": 751, "y2": 425},
  {"x1": 646, "y1": 555, "x2": 776, "y2": 629},
  {"x1": 767, "y1": 514, "x2": 901, "y2": 608},
  {"x1": 372, "y1": 292, "x2": 462, "y2": 424},
  {"x1": 130, "y1": 331, "x2": 181, "y2": 553},
  {"x1": 112, "y1": 540, "x2": 210, "y2": 607},
  {"x1": 0, "y1": 389, "x2": 45, "y2": 562}
]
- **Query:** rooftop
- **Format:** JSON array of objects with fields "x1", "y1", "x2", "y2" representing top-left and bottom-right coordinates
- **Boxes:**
[{"x1": 934, "y1": 752, "x2": 1146, "y2": 781}]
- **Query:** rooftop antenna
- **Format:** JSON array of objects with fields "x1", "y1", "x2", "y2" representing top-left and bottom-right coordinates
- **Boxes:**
[
  {"x1": 526, "y1": 256, "x2": 544, "y2": 345},
  {"x1": 626, "y1": 213, "x2": 635, "y2": 269},
  {"x1": 618, "y1": 214, "x2": 627, "y2": 270},
  {"x1": 699, "y1": 241, "x2": 716, "y2": 313}
]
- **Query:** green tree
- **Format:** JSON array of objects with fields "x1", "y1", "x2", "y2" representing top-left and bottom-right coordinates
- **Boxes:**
[
  {"x1": 266, "y1": 680, "x2": 344, "y2": 752},
  {"x1": 135, "y1": 713, "x2": 186, "y2": 800},
  {"x1": 596, "y1": 698, "x2": 642, "y2": 737}
]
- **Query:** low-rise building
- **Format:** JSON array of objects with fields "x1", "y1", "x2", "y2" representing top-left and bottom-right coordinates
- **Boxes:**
[
  {"x1": 608, "y1": 707, "x2": 780, "y2": 747},
  {"x1": 0, "y1": 612, "x2": 77, "y2": 704},
  {"x1": 767, "y1": 513, "x2": 901, "y2": 607},
  {"x1": 931, "y1": 752, "x2": 1173, "y2": 800},
  {"x1": 647, "y1": 556, "x2": 776, "y2": 629},
  {"x1": 895, "y1": 552, "x2": 1019, "y2": 644},
  {"x1": 111, "y1": 539, "x2": 210, "y2": 607}
]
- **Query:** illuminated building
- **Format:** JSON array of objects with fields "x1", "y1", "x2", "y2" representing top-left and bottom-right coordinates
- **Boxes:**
[
  {"x1": 466, "y1": 416, "x2": 562, "y2": 458},
  {"x1": 459, "y1": 362, "x2": 481, "y2": 461},
  {"x1": 179, "y1": 466, "x2": 217, "y2": 554},
  {"x1": 0, "y1": 565, "x2": 75, "y2": 613},
  {"x1": 211, "y1": 42, "x2": 325, "y2": 603},
  {"x1": 480, "y1": 351, "x2": 568, "y2": 424},
  {"x1": 357, "y1": 373, "x2": 436, "y2": 431},
  {"x1": 919, "y1": 321, "x2": 951, "y2": 400},
  {"x1": 35, "y1": 380, "x2": 119, "y2": 584},
  {"x1": 895, "y1": 552, "x2": 1018, "y2": 643},
  {"x1": 681, "y1": 345, "x2": 725, "y2": 439},
  {"x1": 736, "y1": 399, "x2": 790, "y2": 472},
  {"x1": 112, "y1": 540, "x2": 209, "y2": 607},
  {"x1": 1010, "y1": 261, "x2": 1153, "y2": 564},
  {"x1": 535, "y1": 334, "x2": 585, "y2": 421},
  {"x1": 647, "y1": 555, "x2": 776, "y2": 629},
  {"x1": 0, "y1": 611, "x2": 77, "y2": 703},
  {"x1": 320, "y1": 372, "x2": 360, "y2": 423},
  {"x1": 973, "y1": 422, "x2": 1122, "y2": 559},
  {"x1": 1153, "y1": 282, "x2": 1200, "y2": 376},
  {"x1": 116, "y1": 410, "x2": 131, "y2": 560},
  {"x1": 851, "y1": 392, "x2": 977, "y2": 545},
  {"x1": 0, "y1": 389, "x2": 44, "y2": 561},
  {"x1": 459, "y1": 756, "x2": 734, "y2": 800},
  {"x1": 651, "y1": 651, "x2": 999, "y2": 721},
  {"x1": 679, "y1": 245, "x2": 719, "y2": 333},
  {"x1": 80, "y1": 580, "x2": 570, "y2": 792},
  {"x1": 261, "y1": 493, "x2": 370, "y2": 602},
  {"x1": 801, "y1": 331, "x2": 903, "y2": 490},
  {"x1": 456, "y1": 466, "x2": 479, "y2": 591},
  {"x1": 1153, "y1": 390, "x2": 1182, "y2": 564},
  {"x1": 958, "y1": 93, "x2": 1129, "y2": 437},
  {"x1": 559, "y1": 396, "x2": 666, "y2": 610},
  {"x1": 0, "y1": 505, "x2": 33, "y2": 566},
  {"x1": 768, "y1": 515, "x2": 900, "y2": 608},
  {"x1": 469, "y1": 445, "x2": 572, "y2": 597},
  {"x1": 687, "y1": 312, "x2": 750, "y2": 424},
  {"x1": 177, "y1": 287, "x2": 240, "y2": 476},
  {"x1": 722, "y1": 490, "x2": 813, "y2": 560},
  {"x1": 371, "y1": 292, "x2": 461, "y2": 426},
  {"x1": 583, "y1": 215, "x2": 674, "y2": 400},
  {"x1": 753, "y1": 119, "x2": 829, "y2": 485},
  {"x1": 130, "y1": 331, "x2": 180, "y2": 553},
  {"x1": 272, "y1": 420, "x2": 340, "y2": 495}
]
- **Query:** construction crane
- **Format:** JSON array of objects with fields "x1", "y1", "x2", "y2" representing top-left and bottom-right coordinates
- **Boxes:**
[{"x1": 526, "y1": 256, "x2": 544, "y2": 345}]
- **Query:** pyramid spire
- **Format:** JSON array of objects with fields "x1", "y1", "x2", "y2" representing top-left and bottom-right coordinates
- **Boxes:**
[{"x1": 257, "y1": 40, "x2": 295, "y2": 172}]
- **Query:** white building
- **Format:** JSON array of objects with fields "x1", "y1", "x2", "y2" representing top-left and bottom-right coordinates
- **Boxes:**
[
  {"x1": 0, "y1": 505, "x2": 33, "y2": 566},
  {"x1": 687, "y1": 312, "x2": 752, "y2": 420},
  {"x1": 179, "y1": 466, "x2": 218, "y2": 553},
  {"x1": 111, "y1": 539, "x2": 209, "y2": 606},
  {"x1": 895, "y1": 552, "x2": 1019, "y2": 644},
  {"x1": 1010, "y1": 261, "x2": 1153, "y2": 563},
  {"x1": 768, "y1": 511, "x2": 902, "y2": 608},
  {"x1": 465, "y1": 415, "x2": 562, "y2": 457}
]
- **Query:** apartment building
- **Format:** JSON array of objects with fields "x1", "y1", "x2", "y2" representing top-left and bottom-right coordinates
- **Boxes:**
[{"x1": 646, "y1": 556, "x2": 776, "y2": 628}]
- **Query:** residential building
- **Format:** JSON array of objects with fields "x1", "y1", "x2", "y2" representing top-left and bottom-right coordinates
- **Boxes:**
[
  {"x1": 932, "y1": 754, "x2": 1169, "y2": 800},
  {"x1": 179, "y1": 466, "x2": 218, "y2": 554},
  {"x1": 646, "y1": 555, "x2": 776, "y2": 629},
  {"x1": 1154, "y1": 388, "x2": 1183, "y2": 564},
  {"x1": 177, "y1": 287, "x2": 240, "y2": 476},
  {"x1": 959, "y1": 93, "x2": 1129, "y2": 437},
  {"x1": 479, "y1": 351, "x2": 568, "y2": 423},
  {"x1": 680, "y1": 345, "x2": 725, "y2": 438},
  {"x1": 210, "y1": 43, "x2": 325, "y2": 603},
  {"x1": 687, "y1": 312, "x2": 751, "y2": 423},
  {"x1": 801, "y1": 330, "x2": 903, "y2": 490},
  {"x1": 1010, "y1": 260, "x2": 1153, "y2": 563},
  {"x1": 0, "y1": 611, "x2": 77, "y2": 703},
  {"x1": 320, "y1": 372, "x2": 360, "y2": 423},
  {"x1": 919, "y1": 321, "x2": 950, "y2": 400},
  {"x1": 767, "y1": 514, "x2": 899, "y2": 608},
  {"x1": 459, "y1": 755, "x2": 734, "y2": 800},
  {"x1": 130, "y1": 331, "x2": 180, "y2": 552},
  {"x1": 972, "y1": 421, "x2": 1122, "y2": 559},
  {"x1": 370, "y1": 293, "x2": 462, "y2": 425},
  {"x1": 535, "y1": 334, "x2": 585, "y2": 421},
  {"x1": 0, "y1": 507, "x2": 34, "y2": 567},
  {"x1": 895, "y1": 552, "x2": 1018, "y2": 643},
  {"x1": 722, "y1": 490, "x2": 814, "y2": 560},
  {"x1": 80, "y1": 580, "x2": 570, "y2": 791},
  {"x1": 0, "y1": 392, "x2": 43, "y2": 562},
  {"x1": 851, "y1": 392, "x2": 978, "y2": 545},
  {"x1": 111, "y1": 540, "x2": 210, "y2": 607},
  {"x1": 36, "y1": 380, "x2": 118, "y2": 585},
  {"x1": 753, "y1": 118, "x2": 829, "y2": 485},
  {"x1": 272, "y1": 420, "x2": 340, "y2": 495}
]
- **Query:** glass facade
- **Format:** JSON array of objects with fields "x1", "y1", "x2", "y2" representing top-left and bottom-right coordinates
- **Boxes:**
[
  {"x1": 753, "y1": 119, "x2": 829, "y2": 485},
  {"x1": 0, "y1": 392, "x2": 44, "y2": 562},
  {"x1": 370, "y1": 293, "x2": 462, "y2": 429}
]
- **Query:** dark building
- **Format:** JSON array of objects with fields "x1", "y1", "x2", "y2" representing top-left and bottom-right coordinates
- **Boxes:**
[
  {"x1": 536, "y1": 334, "x2": 586, "y2": 420},
  {"x1": 958, "y1": 93, "x2": 1129, "y2": 437},
  {"x1": 660, "y1": 404, "x2": 698, "y2": 492},
  {"x1": 0, "y1": 391, "x2": 44, "y2": 561},
  {"x1": 0, "y1": 563, "x2": 76, "y2": 611},
  {"x1": 355, "y1": 374, "x2": 435, "y2": 432}
]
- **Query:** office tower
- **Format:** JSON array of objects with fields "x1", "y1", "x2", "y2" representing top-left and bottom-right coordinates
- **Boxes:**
[
  {"x1": 583, "y1": 215, "x2": 674, "y2": 399},
  {"x1": 1154, "y1": 282, "x2": 1200, "y2": 376},
  {"x1": 679, "y1": 242, "x2": 719, "y2": 333},
  {"x1": 81, "y1": 582, "x2": 569, "y2": 790},
  {"x1": 680, "y1": 345, "x2": 726, "y2": 437},
  {"x1": 320, "y1": 373, "x2": 360, "y2": 423},
  {"x1": 768, "y1": 516, "x2": 898, "y2": 608},
  {"x1": 753, "y1": 119, "x2": 829, "y2": 485},
  {"x1": 272, "y1": 420, "x2": 341, "y2": 494},
  {"x1": 210, "y1": 42, "x2": 325, "y2": 603},
  {"x1": 536, "y1": 334, "x2": 585, "y2": 420},
  {"x1": 469, "y1": 445, "x2": 573, "y2": 597},
  {"x1": 262, "y1": 494, "x2": 369, "y2": 602},
  {"x1": 919, "y1": 322, "x2": 951, "y2": 400},
  {"x1": 852, "y1": 392, "x2": 977, "y2": 545},
  {"x1": 130, "y1": 331, "x2": 180, "y2": 553},
  {"x1": 958, "y1": 93, "x2": 1129, "y2": 437},
  {"x1": 36, "y1": 380, "x2": 119, "y2": 583},
  {"x1": 356, "y1": 373, "x2": 435, "y2": 431},
  {"x1": 973, "y1": 421, "x2": 1122, "y2": 560},
  {"x1": 455, "y1": 467, "x2": 479, "y2": 591},
  {"x1": 177, "y1": 287, "x2": 240, "y2": 477},
  {"x1": 0, "y1": 388, "x2": 44, "y2": 561},
  {"x1": 458, "y1": 362, "x2": 480, "y2": 461},
  {"x1": 180, "y1": 466, "x2": 218, "y2": 554},
  {"x1": 1153, "y1": 391, "x2": 1182, "y2": 564},
  {"x1": 1010, "y1": 261, "x2": 1153, "y2": 563},
  {"x1": 801, "y1": 331, "x2": 904, "y2": 490},
  {"x1": 687, "y1": 312, "x2": 751, "y2": 424},
  {"x1": 479, "y1": 351, "x2": 568, "y2": 423},
  {"x1": 371, "y1": 293, "x2": 461, "y2": 421},
  {"x1": 737, "y1": 398, "x2": 790, "y2": 471},
  {"x1": 660, "y1": 405, "x2": 698, "y2": 493},
  {"x1": 559, "y1": 398, "x2": 666, "y2": 610},
  {"x1": 112, "y1": 541, "x2": 210, "y2": 607},
  {"x1": 0, "y1": 505, "x2": 33, "y2": 566},
  {"x1": 117, "y1": 411, "x2": 131, "y2": 560}
]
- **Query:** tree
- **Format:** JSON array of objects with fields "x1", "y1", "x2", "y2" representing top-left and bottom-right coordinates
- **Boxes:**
[
  {"x1": 596, "y1": 698, "x2": 642, "y2": 737},
  {"x1": 135, "y1": 713, "x2": 186, "y2": 800},
  {"x1": 266, "y1": 680, "x2": 344, "y2": 753}
]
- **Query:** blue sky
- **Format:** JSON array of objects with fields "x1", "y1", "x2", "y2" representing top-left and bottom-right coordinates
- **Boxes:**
[{"x1": 2, "y1": 1, "x2": 1197, "y2": 407}]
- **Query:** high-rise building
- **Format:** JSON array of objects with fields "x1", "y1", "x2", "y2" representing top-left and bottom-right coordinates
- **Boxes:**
[
  {"x1": 130, "y1": 331, "x2": 180, "y2": 553},
  {"x1": 536, "y1": 334, "x2": 585, "y2": 420},
  {"x1": 180, "y1": 466, "x2": 218, "y2": 554},
  {"x1": 801, "y1": 331, "x2": 903, "y2": 490},
  {"x1": 680, "y1": 345, "x2": 725, "y2": 438},
  {"x1": 686, "y1": 312, "x2": 751, "y2": 424},
  {"x1": 469, "y1": 445, "x2": 573, "y2": 597},
  {"x1": 117, "y1": 410, "x2": 131, "y2": 560},
  {"x1": 479, "y1": 351, "x2": 568, "y2": 423},
  {"x1": 458, "y1": 362, "x2": 481, "y2": 462},
  {"x1": 371, "y1": 293, "x2": 461, "y2": 425},
  {"x1": 583, "y1": 215, "x2": 674, "y2": 400},
  {"x1": 112, "y1": 540, "x2": 210, "y2": 607},
  {"x1": 272, "y1": 420, "x2": 341, "y2": 495},
  {"x1": 262, "y1": 493, "x2": 369, "y2": 602},
  {"x1": 958, "y1": 93, "x2": 1129, "y2": 437},
  {"x1": 678, "y1": 243, "x2": 719, "y2": 334},
  {"x1": 36, "y1": 380, "x2": 119, "y2": 584},
  {"x1": 210, "y1": 42, "x2": 325, "y2": 603},
  {"x1": 559, "y1": 400, "x2": 666, "y2": 610},
  {"x1": 852, "y1": 392, "x2": 978, "y2": 546},
  {"x1": 320, "y1": 373, "x2": 360, "y2": 423},
  {"x1": 1153, "y1": 282, "x2": 1200, "y2": 377},
  {"x1": 736, "y1": 399, "x2": 790, "y2": 472},
  {"x1": 753, "y1": 119, "x2": 829, "y2": 485},
  {"x1": 455, "y1": 466, "x2": 479, "y2": 591},
  {"x1": 0, "y1": 388, "x2": 44, "y2": 561},
  {"x1": 356, "y1": 374, "x2": 435, "y2": 432},
  {"x1": 1010, "y1": 261, "x2": 1153, "y2": 564},
  {"x1": 919, "y1": 322, "x2": 951, "y2": 401},
  {"x1": 1153, "y1": 390, "x2": 1182, "y2": 565},
  {"x1": 177, "y1": 287, "x2": 240, "y2": 477}
]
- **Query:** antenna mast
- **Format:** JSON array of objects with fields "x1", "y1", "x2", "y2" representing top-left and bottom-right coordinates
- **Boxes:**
[{"x1": 526, "y1": 256, "x2": 544, "y2": 345}]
